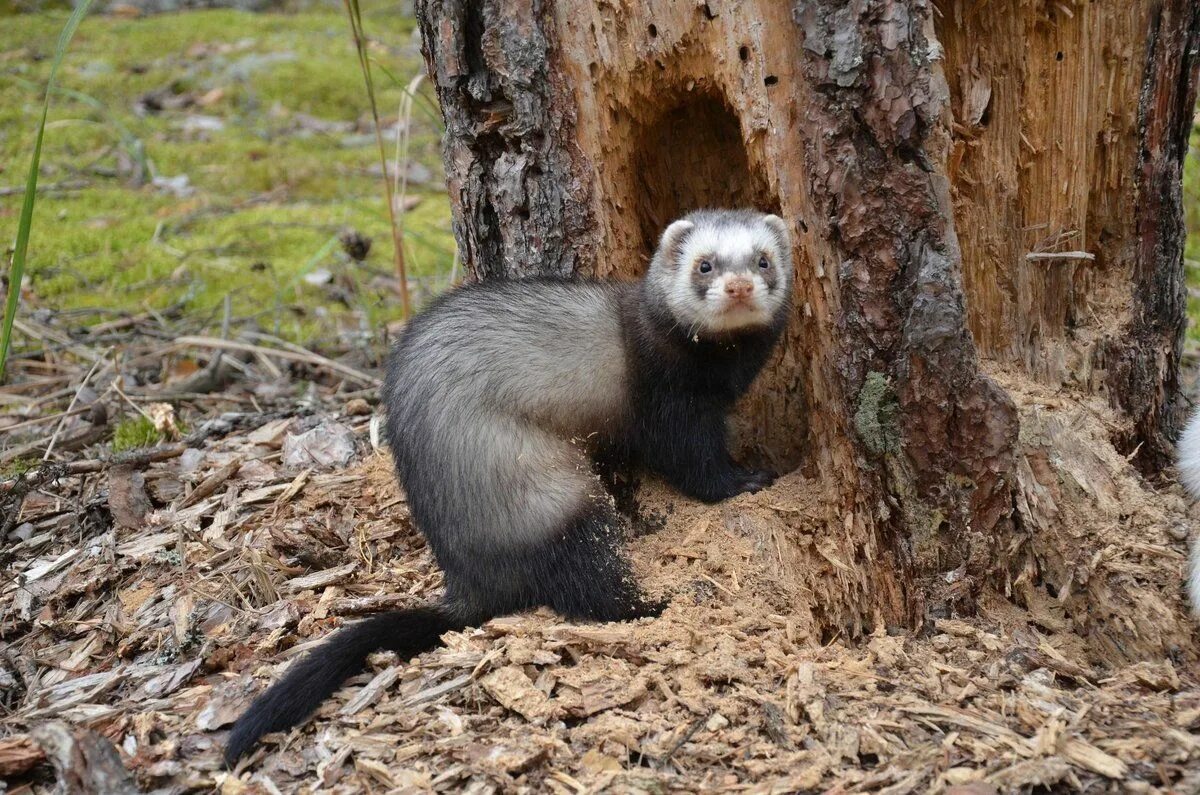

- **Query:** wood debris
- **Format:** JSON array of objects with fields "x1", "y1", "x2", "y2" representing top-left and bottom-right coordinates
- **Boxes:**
[{"x1": 1, "y1": 315, "x2": 1198, "y2": 793}]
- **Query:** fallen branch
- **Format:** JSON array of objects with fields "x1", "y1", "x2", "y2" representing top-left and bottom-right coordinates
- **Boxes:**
[
  {"x1": 1024, "y1": 251, "x2": 1096, "y2": 262},
  {"x1": 0, "y1": 424, "x2": 110, "y2": 468},
  {"x1": 5, "y1": 411, "x2": 299, "y2": 488},
  {"x1": 1, "y1": 405, "x2": 90, "y2": 434},
  {"x1": 173, "y1": 336, "x2": 381, "y2": 386},
  {"x1": 11, "y1": 318, "x2": 103, "y2": 364},
  {"x1": 43, "y1": 352, "x2": 110, "y2": 461},
  {"x1": 0, "y1": 410, "x2": 302, "y2": 546}
]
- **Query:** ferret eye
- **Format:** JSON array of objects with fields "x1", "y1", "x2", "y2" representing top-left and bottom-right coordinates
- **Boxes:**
[
  {"x1": 758, "y1": 256, "x2": 770, "y2": 270},
  {"x1": 698, "y1": 260, "x2": 713, "y2": 274}
]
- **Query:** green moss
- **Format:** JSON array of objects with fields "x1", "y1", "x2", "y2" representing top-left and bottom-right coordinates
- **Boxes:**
[
  {"x1": 111, "y1": 415, "x2": 162, "y2": 451},
  {"x1": 0, "y1": 8, "x2": 453, "y2": 353},
  {"x1": 1, "y1": 457, "x2": 36, "y2": 478},
  {"x1": 854, "y1": 371, "x2": 900, "y2": 456},
  {"x1": 851, "y1": 370, "x2": 963, "y2": 563}
]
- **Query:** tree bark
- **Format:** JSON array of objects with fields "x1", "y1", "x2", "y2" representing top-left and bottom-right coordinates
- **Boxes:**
[{"x1": 416, "y1": 0, "x2": 1200, "y2": 660}]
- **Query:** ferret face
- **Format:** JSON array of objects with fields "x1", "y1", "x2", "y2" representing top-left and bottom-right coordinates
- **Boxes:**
[{"x1": 649, "y1": 210, "x2": 793, "y2": 336}]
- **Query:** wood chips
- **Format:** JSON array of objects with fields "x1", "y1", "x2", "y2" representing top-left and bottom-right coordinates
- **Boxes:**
[{"x1": 2, "y1": 408, "x2": 1198, "y2": 793}]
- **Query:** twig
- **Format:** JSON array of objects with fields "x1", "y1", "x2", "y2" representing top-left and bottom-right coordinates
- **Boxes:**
[
  {"x1": 11, "y1": 318, "x2": 103, "y2": 363},
  {"x1": 127, "y1": 390, "x2": 254, "y2": 404},
  {"x1": 28, "y1": 385, "x2": 83, "y2": 407},
  {"x1": 42, "y1": 351, "x2": 109, "y2": 461},
  {"x1": 110, "y1": 379, "x2": 155, "y2": 423},
  {"x1": 0, "y1": 179, "x2": 90, "y2": 197},
  {"x1": 1024, "y1": 251, "x2": 1096, "y2": 262},
  {"x1": 0, "y1": 410, "x2": 302, "y2": 499},
  {"x1": 156, "y1": 295, "x2": 235, "y2": 397},
  {"x1": 0, "y1": 420, "x2": 109, "y2": 536},
  {"x1": 1, "y1": 424, "x2": 109, "y2": 467},
  {"x1": 1, "y1": 406, "x2": 90, "y2": 434},
  {"x1": 659, "y1": 712, "x2": 710, "y2": 768},
  {"x1": 173, "y1": 336, "x2": 380, "y2": 386},
  {"x1": 0, "y1": 377, "x2": 71, "y2": 396},
  {"x1": 178, "y1": 458, "x2": 241, "y2": 510},
  {"x1": 241, "y1": 329, "x2": 365, "y2": 366}
]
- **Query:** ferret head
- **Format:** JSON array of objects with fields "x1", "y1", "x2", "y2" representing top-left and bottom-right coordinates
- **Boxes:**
[{"x1": 647, "y1": 209, "x2": 793, "y2": 336}]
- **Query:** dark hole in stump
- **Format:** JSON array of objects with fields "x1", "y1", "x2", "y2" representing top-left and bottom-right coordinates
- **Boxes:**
[
  {"x1": 620, "y1": 89, "x2": 799, "y2": 470},
  {"x1": 629, "y1": 92, "x2": 773, "y2": 259}
]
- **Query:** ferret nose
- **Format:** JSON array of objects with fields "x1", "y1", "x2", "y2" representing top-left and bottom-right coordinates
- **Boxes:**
[{"x1": 724, "y1": 277, "x2": 754, "y2": 301}]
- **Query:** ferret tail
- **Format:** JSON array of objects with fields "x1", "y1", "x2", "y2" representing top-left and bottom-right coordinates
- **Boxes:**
[
  {"x1": 224, "y1": 603, "x2": 468, "y2": 765},
  {"x1": 1176, "y1": 408, "x2": 1200, "y2": 619}
]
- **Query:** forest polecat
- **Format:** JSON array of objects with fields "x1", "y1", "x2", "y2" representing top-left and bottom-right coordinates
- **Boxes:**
[{"x1": 224, "y1": 209, "x2": 794, "y2": 763}]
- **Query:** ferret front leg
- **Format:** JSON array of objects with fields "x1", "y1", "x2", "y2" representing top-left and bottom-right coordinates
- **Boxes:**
[{"x1": 637, "y1": 399, "x2": 776, "y2": 503}]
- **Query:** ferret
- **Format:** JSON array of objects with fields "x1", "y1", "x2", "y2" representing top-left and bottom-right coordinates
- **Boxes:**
[
  {"x1": 224, "y1": 209, "x2": 794, "y2": 763},
  {"x1": 1176, "y1": 408, "x2": 1200, "y2": 618}
]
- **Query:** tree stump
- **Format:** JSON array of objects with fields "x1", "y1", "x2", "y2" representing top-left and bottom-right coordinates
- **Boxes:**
[{"x1": 415, "y1": 0, "x2": 1200, "y2": 660}]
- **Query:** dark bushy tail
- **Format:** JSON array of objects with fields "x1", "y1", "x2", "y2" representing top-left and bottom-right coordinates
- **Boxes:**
[{"x1": 224, "y1": 604, "x2": 463, "y2": 765}]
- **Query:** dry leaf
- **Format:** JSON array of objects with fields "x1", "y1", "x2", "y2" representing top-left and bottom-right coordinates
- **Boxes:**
[
  {"x1": 146, "y1": 402, "x2": 181, "y2": 439},
  {"x1": 108, "y1": 465, "x2": 150, "y2": 530},
  {"x1": 282, "y1": 421, "x2": 358, "y2": 469}
]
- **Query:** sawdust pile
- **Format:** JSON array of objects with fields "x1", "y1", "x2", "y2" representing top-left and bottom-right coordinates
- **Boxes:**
[{"x1": 2, "y1": 397, "x2": 1199, "y2": 793}]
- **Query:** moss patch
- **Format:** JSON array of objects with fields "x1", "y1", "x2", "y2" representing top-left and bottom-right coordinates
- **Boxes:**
[
  {"x1": 854, "y1": 371, "x2": 900, "y2": 456},
  {"x1": 0, "y1": 7, "x2": 454, "y2": 349},
  {"x1": 111, "y1": 414, "x2": 162, "y2": 451},
  {"x1": 1, "y1": 457, "x2": 36, "y2": 477}
]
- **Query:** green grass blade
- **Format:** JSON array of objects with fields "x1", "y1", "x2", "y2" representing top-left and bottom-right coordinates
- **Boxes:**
[
  {"x1": 1, "y1": 0, "x2": 95, "y2": 383},
  {"x1": 342, "y1": 0, "x2": 411, "y2": 318}
]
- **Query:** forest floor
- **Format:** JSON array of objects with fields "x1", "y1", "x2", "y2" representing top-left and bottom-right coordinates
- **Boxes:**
[
  {"x1": 2, "y1": 337, "x2": 1200, "y2": 794},
  {"x1": 3, "y1": 5, "x2": 1200, "y2": 795}
]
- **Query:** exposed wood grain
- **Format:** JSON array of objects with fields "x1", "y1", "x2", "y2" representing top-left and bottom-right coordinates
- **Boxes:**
[{"x1": 936, "y1": 0, "x2": 1199, "y2": 469}]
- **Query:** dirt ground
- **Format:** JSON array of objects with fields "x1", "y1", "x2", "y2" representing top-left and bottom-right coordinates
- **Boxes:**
[{"x1": 2, "y1": 379, "x2": 1199, "y2": 794}]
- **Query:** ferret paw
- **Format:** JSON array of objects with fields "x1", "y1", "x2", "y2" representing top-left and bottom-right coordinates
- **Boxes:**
[
  {"x1": 624, "y1": 598, "x2": 672, "y2": 624},
  {"x1": 627, "y1": 597, "x2": 668, "y2": 620},
  {"x1": 732, "y1": 467, "x2": 777, "y2": 495}
]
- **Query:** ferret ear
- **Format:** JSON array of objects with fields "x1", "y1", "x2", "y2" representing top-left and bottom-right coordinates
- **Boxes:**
[
  {"x1": 762, "y1": 214, "x2": 791, "y2": 245},
  {"x1": 657, "y1": 219, "x2": 695, "y2": 264}
]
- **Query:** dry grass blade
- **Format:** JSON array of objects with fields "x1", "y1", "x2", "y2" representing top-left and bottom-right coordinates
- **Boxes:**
[
  {"x1": 392, "y1": 73, "x2": 424, "y2": 276},
  {"x1": 343, "y1": 0, "x2": 410, "y2": 317},
  {"x1": 42, "y1": 351, "x2": 109, "y2": 461}
]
